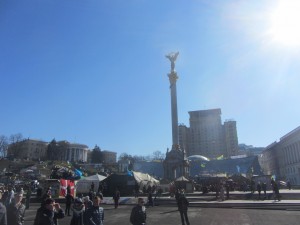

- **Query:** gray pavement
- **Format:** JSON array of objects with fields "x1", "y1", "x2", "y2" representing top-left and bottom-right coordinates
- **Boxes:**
[
  {"x1": 23, "y1": 189, "x2": 300, "y2": 224},
  {"x1": 24, "y1": 203, "x2": 300, "y2": 225}
]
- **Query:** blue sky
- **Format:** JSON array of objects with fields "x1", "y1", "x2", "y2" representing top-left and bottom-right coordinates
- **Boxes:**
[{"x1": 1, "y1": 0, "x2": 300, "y2": 157}]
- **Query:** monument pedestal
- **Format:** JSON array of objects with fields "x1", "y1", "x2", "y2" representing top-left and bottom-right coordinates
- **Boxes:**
[{"x1": 163, "y1": 144, "x2": 189, "y2": 180}]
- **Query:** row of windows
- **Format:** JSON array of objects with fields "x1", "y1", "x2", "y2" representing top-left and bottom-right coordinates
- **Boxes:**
[{"x1": 283, "y1": 141, "x2": 300, "y2": 165}]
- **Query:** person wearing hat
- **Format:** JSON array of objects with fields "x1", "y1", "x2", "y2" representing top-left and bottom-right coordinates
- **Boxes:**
[
  {"x1": 130, "y1": 197, "x2": 146, "y2": 225},
  {"x1": 70, "y1": 198, "x2": 85, "y2": 225},
  {"x1": 7, "y1": 191, "x2": 26, "y2": 225},
  {"x1": 33, "y1": 198, "x2": 64, "y2": 225},
  {"x1": 0, "y1": 193, "x2": 7, "y2": 225}
]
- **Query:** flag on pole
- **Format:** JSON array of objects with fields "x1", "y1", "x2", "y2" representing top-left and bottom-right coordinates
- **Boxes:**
[{"x1": 60, "y1": 179, "x2": 75, "y2": 197}]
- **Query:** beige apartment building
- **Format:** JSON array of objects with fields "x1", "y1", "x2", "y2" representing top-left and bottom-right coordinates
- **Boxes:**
[
  {"x1": 262, "y1": 126, "x2": 300, "y2": 185},
  {"x1": 178, "y1": 108, "x2": 239, "y2": 159},
  {"x1": 8, "y1": 139, "x2": 89, "y2": 162},
  {"x1": 7, "y1": 139, "x2": 48, "y2": 160},
  {"x1": 101, "y1": 150, "x2": 117, "y2": 164}
]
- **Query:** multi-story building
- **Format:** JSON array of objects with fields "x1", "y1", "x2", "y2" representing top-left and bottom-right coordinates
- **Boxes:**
[
  {"x1": 224, "y1": 120, "x2": 239, "y2": 157},
  {"x1": 101, "y1": 150, "x2": 117, "y2": 164},
  {"x1": 178, "y1": 124, "x2": 190, "y2": 155},
  {"x1": 178, "y1": 108, "x2": 239, "y2": 159},
  {"x1": 262, "y1": 126, "x2": 300, "y2": 185},
  {"x1": 260, "y1": 142, "x2": 279, "y2": 176},
  {"x1": 8, "y1": 139, "x2": 89, "y2": 162},
  {"x1": 7, "y1": 139, "x2": 48, "y2": 160}
]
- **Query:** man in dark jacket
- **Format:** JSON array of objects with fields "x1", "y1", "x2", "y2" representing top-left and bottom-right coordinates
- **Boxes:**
[
  {"x1": 130, "y1": 197, "x2": 146, "y2": 225},
  {"x1": 65, "y1": 193, "x2": 74, "y2": 216},
  {"x1": 7, "y1": 191, "x2": 26, "y2": 225},
  {"x1": 0, "y1": 193, "x2": 7, "y2": 225},
  {"x1": 33, "y1": 198, "x2": 65, "y2": 225},
  {"x1": 177, "y1": 190, "x2": 190, "y2": 225},
  {"x1": 113, "y1": 189, "x2": 120, "y2": 209}
]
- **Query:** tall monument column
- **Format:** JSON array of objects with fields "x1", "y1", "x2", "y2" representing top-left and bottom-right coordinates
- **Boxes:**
[
  {"x1": 163, "y1": 52, "x2": 189, "y2": 180},
  {"x1": 166, "y1": 52, "x2": 180, "y2": 150}
]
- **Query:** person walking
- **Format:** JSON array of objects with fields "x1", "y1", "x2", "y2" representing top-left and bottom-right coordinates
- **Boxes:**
[
  {"x1": 70, "y1": 198, "x2": 85, "y2": 225},
  {"x1": 33, "y1": 198, "x2": 65, "y2": 225},
  {"x1": 147, "y1": 192, "x2": 154, "y2": 207},
  {"x1": 90, "y1": 183, "x2": 95, "y2": 192},
  {"x1": 4, "y1": 185, "x2": 14, "y2": 207},
  {"x1": 130, "y1": 197, "x2": 146, "y2": 225},
  {"x1": 225, "y1": 182, "x2": 230, "y2": 200},
  {"x1": 257, "y1": 182, "x2": 262, "y2": 200},
  {"x1": 220, "y1": 184, "x2": 225, "y2": 201},
  {"x1": 134, "y1": 183, "x2": 139, "y2": 198},
  {"x1": 98, "y1": 182, "x2": 104, "y2": 195},
  {"x1": 25, "y1": 188, "x2": 31, "y2": 209},
  {"x1": 271, "y1": 179, "x2": 281, "y2": 201},
  {"x1": 177, "y1": 190, "x2": 190, "y2": 225},
  {"x1": 262, "y1": 182, "x2": 267, "y2": 199},
  {"x1": 65, "y1": 192, "x2": 74, "y2": 216},
  {"x1": 86, "y1": 196, "x2": 104, "y2": 225},
  {"x1": 113, "y1": 189, "x2": 120, "y2": 209},
  {"x1": 7, "y1": 191, "x2": 26, "y2": 225},
  {"x1": 0, "y1": 193, "x2": 7, "y2": 225}
]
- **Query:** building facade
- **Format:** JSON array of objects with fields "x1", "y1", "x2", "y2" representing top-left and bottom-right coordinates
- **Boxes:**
[
  {"x1": 179, "y1": 108, "x2": 239, "y2": 159},
  {"x1": 101, "y1": 150, "x2": 117, "y2": 164},
  {"x1": 224, "y1": 120, "x2": 239, "y2": 157},
  {"x1": 59, "y1": 141, "x2": 89, "y2": 162},
  {"x1": 8, "y1": 139, "x2": 89, "y2": 162},
  {"x1": 8, "y1": 139, "x2": 48, "y2": 160},
  {"x1": 262, "y1": 126, "x2": 300, "y2": 185}
]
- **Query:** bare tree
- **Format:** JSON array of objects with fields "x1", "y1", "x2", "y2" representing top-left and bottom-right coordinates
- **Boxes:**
[
  {"x1": 9, "y1": 133, "x2": 23, "y2": 143},
  {"x1": 152, "y1": 150, "x2": 165, "y2": 160},
  {"x1": 0, "y1": 135, "x2": 8, "y2": 157},
  {"x1": 8, "y1": 133, "x2": 24, "y2": 158}
]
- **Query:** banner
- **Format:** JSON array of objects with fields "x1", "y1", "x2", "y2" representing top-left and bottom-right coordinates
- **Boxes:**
[{"x1": 60, "y1": 179, "x2": 75, "y2": 197}]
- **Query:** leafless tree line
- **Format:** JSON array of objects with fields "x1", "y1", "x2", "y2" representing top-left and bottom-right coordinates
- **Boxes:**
[{"x1": 0, "y1": 133, "x2": 23, "y2": 157}]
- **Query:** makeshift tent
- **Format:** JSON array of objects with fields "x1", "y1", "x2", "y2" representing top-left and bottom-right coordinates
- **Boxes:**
[
  {"x1": 101, "y1": 171, "x2": 160, "y2": 196},
  {"x1": 133, "y1": 171, "x2": 160, "y2": 187},
  {"x1": 175, "y1": 176, "x2": 189, "y2": 182},
  {"x1": 76, "y1": 174, "x2": 106, "y2": 194}
]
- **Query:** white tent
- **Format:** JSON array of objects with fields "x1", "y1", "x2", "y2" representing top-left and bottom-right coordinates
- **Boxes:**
[
  {"x1": 76, "y1": 174, "x2": 106, "y2": 193},
  {"x1": 132, "y1": 171, "x2": 160, "y2": 187}
]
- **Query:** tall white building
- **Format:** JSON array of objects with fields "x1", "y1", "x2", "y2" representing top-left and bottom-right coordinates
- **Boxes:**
[{"x1": 58, "y1": 141, "x2": 89, "y2": 162}]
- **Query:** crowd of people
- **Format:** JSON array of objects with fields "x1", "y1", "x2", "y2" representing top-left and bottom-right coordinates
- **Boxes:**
[
  {"x1": 0, "y1": 177, "x2": 288, "y2": 225},
  {"x1": 0, "y1": 181, "x2": 149, "y2": 225}
]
